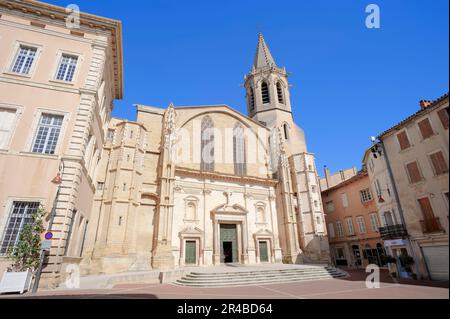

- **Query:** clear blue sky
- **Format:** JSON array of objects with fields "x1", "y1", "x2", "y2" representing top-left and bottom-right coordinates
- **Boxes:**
[{"x1": 47, "y1": 0, "x2": 449, "y2": 176}]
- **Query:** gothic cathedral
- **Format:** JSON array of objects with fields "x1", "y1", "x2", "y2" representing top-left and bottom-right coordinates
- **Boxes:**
[{"x1": 80, "y1": 33, "x2": 331, "y2": 275}]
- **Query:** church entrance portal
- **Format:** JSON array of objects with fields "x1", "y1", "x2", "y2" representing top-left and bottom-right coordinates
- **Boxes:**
[{"x1": 220, "y1": 224, "x2": 238, "y2": 263}]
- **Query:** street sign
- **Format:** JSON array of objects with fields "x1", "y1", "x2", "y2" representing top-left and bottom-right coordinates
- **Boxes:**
[
  {"x1": 44, "y1": 231, "x2": 53, "y2": 240},
  {"x1": 384, "y1": 239, "x2": 408, "y2": 247},
  {"x1": 41, "y1": 239, "x2": 52, "y2": 251}
]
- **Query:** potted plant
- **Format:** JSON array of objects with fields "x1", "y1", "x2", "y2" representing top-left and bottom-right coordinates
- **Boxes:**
[{"x1": 0, "y1": 205, "x2": 45, "y2": 294}]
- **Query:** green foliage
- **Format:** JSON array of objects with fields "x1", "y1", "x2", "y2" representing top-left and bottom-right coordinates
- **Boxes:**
[{"x1": 7, "y1": 205, "x2": 45, "y2": 272}]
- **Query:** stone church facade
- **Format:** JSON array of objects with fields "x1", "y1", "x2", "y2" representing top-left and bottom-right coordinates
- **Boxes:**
[{"x1": 80, "y1": 34, "x2": 331, "y2": 275}]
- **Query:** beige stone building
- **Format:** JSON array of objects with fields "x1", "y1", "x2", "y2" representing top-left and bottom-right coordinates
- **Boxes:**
[
  {"x1": 81, "y1": 33, "x2": 331, "y2": 275},
  {"x1": 0, "y1": 1, "x2": 330, "y2": 286},
  {"x1": 369, "y1": 94, "x2": 449, "y2": 280},
  {"x1": 0, "y1": 0, "x2": 122, "y2": 287}
]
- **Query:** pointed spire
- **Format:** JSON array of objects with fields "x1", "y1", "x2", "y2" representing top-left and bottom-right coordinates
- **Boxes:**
[{"x1": 253, "y1": 33, "x2": 276, "y2": 69}]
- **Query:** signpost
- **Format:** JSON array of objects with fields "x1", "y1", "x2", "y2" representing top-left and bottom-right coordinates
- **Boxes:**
[{"x1": 32, "y1": 233, "x2": 53, "y2": 293}]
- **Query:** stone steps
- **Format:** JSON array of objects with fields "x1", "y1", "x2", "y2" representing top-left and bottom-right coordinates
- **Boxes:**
[
  {"x1": 175, "y1": 267, "x2": 348, "y2": 287},
  {"x1": 185, "y1": 269, "x2": 340, "y2": 280}
]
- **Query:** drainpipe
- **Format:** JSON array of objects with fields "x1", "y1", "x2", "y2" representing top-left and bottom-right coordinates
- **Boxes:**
[{"x1": 377, "y1": 140, "x2": 421, "y2": 278}]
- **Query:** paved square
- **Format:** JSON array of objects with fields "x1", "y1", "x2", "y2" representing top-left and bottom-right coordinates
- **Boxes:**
[{"x1": 1, "y1": 269, "x2": 448, "y2": 299}]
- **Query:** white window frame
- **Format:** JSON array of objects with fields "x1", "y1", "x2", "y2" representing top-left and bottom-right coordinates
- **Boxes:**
[
  {"x1": 345, "y1": 218, "x2": 355, "y2": 235},
  {"x1": 0, "y1": 197, "x2": 45, "y2": 256},
  {"x1": 360, "y1": 188, "x2": 373, "y2": 203},
  {"x1": 0, "y1": 103, "x2": 23, "y2": 151},
  {"x1": 356, "y1": 216, "x2": 367, "y2": 234},
  {"x1": 50, "y1": 50, "x2": 83, "y2": 84},
  {"x1": 369, "y1": 213, "x2": 380, "y2": 232},
  {"x1": 23, "y1": 108, "x2": 70, "y2": 157},
  {"x1": 3, "y1": 41, "x2": 42, "y2": 78},
  {"x1": 336, "y1": 221, "x2": 344, "y2": 237}
]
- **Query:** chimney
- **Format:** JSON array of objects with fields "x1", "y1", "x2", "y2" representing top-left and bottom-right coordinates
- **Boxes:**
[{"x1": 420, "y1": 100, "x2": 432, "y2": 109}]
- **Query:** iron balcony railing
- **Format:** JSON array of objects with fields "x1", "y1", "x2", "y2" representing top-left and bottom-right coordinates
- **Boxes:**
[
  {"x1": 420, "y1": 217, "x2": 443, "y2": 233},
  {"x1": 379, "y1": 224, "x2": 408, "y2": 240}
]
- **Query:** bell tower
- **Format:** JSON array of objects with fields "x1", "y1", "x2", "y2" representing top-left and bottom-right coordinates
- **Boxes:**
[
  {"x1": 244, "y1": 33, "x2": 306, "y2": 155},
  {"x1": 244, "y1": 33, "x2": 331, "y2": 264},
  {"x1": 244, "y1": 33, "x2": 292, "y2": 123}
]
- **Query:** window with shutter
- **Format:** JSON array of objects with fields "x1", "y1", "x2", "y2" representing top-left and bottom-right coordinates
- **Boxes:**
[
  {"x1": 341, "y1": 193, "x2": 349, "y2": 208},
  {"x1": 369, "y1": 213, "x2": 379, "y2": 232},
  {"x1": 418, "y1": 197, "x2": 435, "y2": 220},
  {"x1": 0, "y1": 108, "x2": 16, "y2": 149},
  {"x1": 418, "y1": 118, "x2": 435, "y2": 139},
  {"x1": 336, "y1": 221, "x2": 344, "y2": 237},
  {"x1": 396, "y1": 131, "x2": 411, "y2": 150},
  {"x1": 328, "y1": 223, "x2": 335, "y2": 238},
  {"x1": 437, "y1": 107, "x2": 449, "y2": 130},
  {"x1": 429, "y1": 151, "x2": 448, "y2": 175},
  {"x1": 406, "y1": 161, "x2": 423, "y2": 184},
  {"x1": 356, "y1": 216, "x2": 367, "y2": 233},
  {"x1": 345, "y1": 218, "x2": 355, "y2": 235}
]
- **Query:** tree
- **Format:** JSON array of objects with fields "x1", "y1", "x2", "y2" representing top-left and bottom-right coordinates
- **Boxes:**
[{"x1": 7, "y1": 205, "x2": 45, "y2": 272}]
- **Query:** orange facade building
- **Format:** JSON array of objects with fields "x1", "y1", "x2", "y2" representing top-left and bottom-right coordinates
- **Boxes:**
[{"x1": 322, "y1": 170, "x2": 386, "y2": 268}]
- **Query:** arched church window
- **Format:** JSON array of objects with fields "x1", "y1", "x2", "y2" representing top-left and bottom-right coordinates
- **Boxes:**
[
  {"x1": 233, "y1": 123, "x2": 246, "y2": 176},
  {"x1": 248, "y1": 87, "x2": 255, "y2": 112},
  {"x1": 276, "y1": 82, "x2": 284, "y2": 104},
  {"x1": 201, "y1": 116, "x2": 214, "y2": 171},
  {"x1": 261, "y1": 81, "x2": 270, "y2": 104},
  {"x1": 283, "y1": 123, "x2": 289, "y2": 140}
]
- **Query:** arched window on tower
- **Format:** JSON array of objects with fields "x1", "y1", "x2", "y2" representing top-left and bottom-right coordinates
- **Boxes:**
[
  {"x1": 261, "y1": 81, "x2": 270, "y2": 104},
  {"x1": 276, "y1": 82, "x2": 284, "y2": 104},
  {"x1": 283, "y1": 123, "x2": 289, "y2": 140},
  {"x1": 233, "y1": 123, "x2": 246, "y2": 176},
  {"x1": 201, "y1": 116, "x2": 214, "y2": 171},
  {"x1": 248, "y1": 87, "x2": 255, "y2": 112}
]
